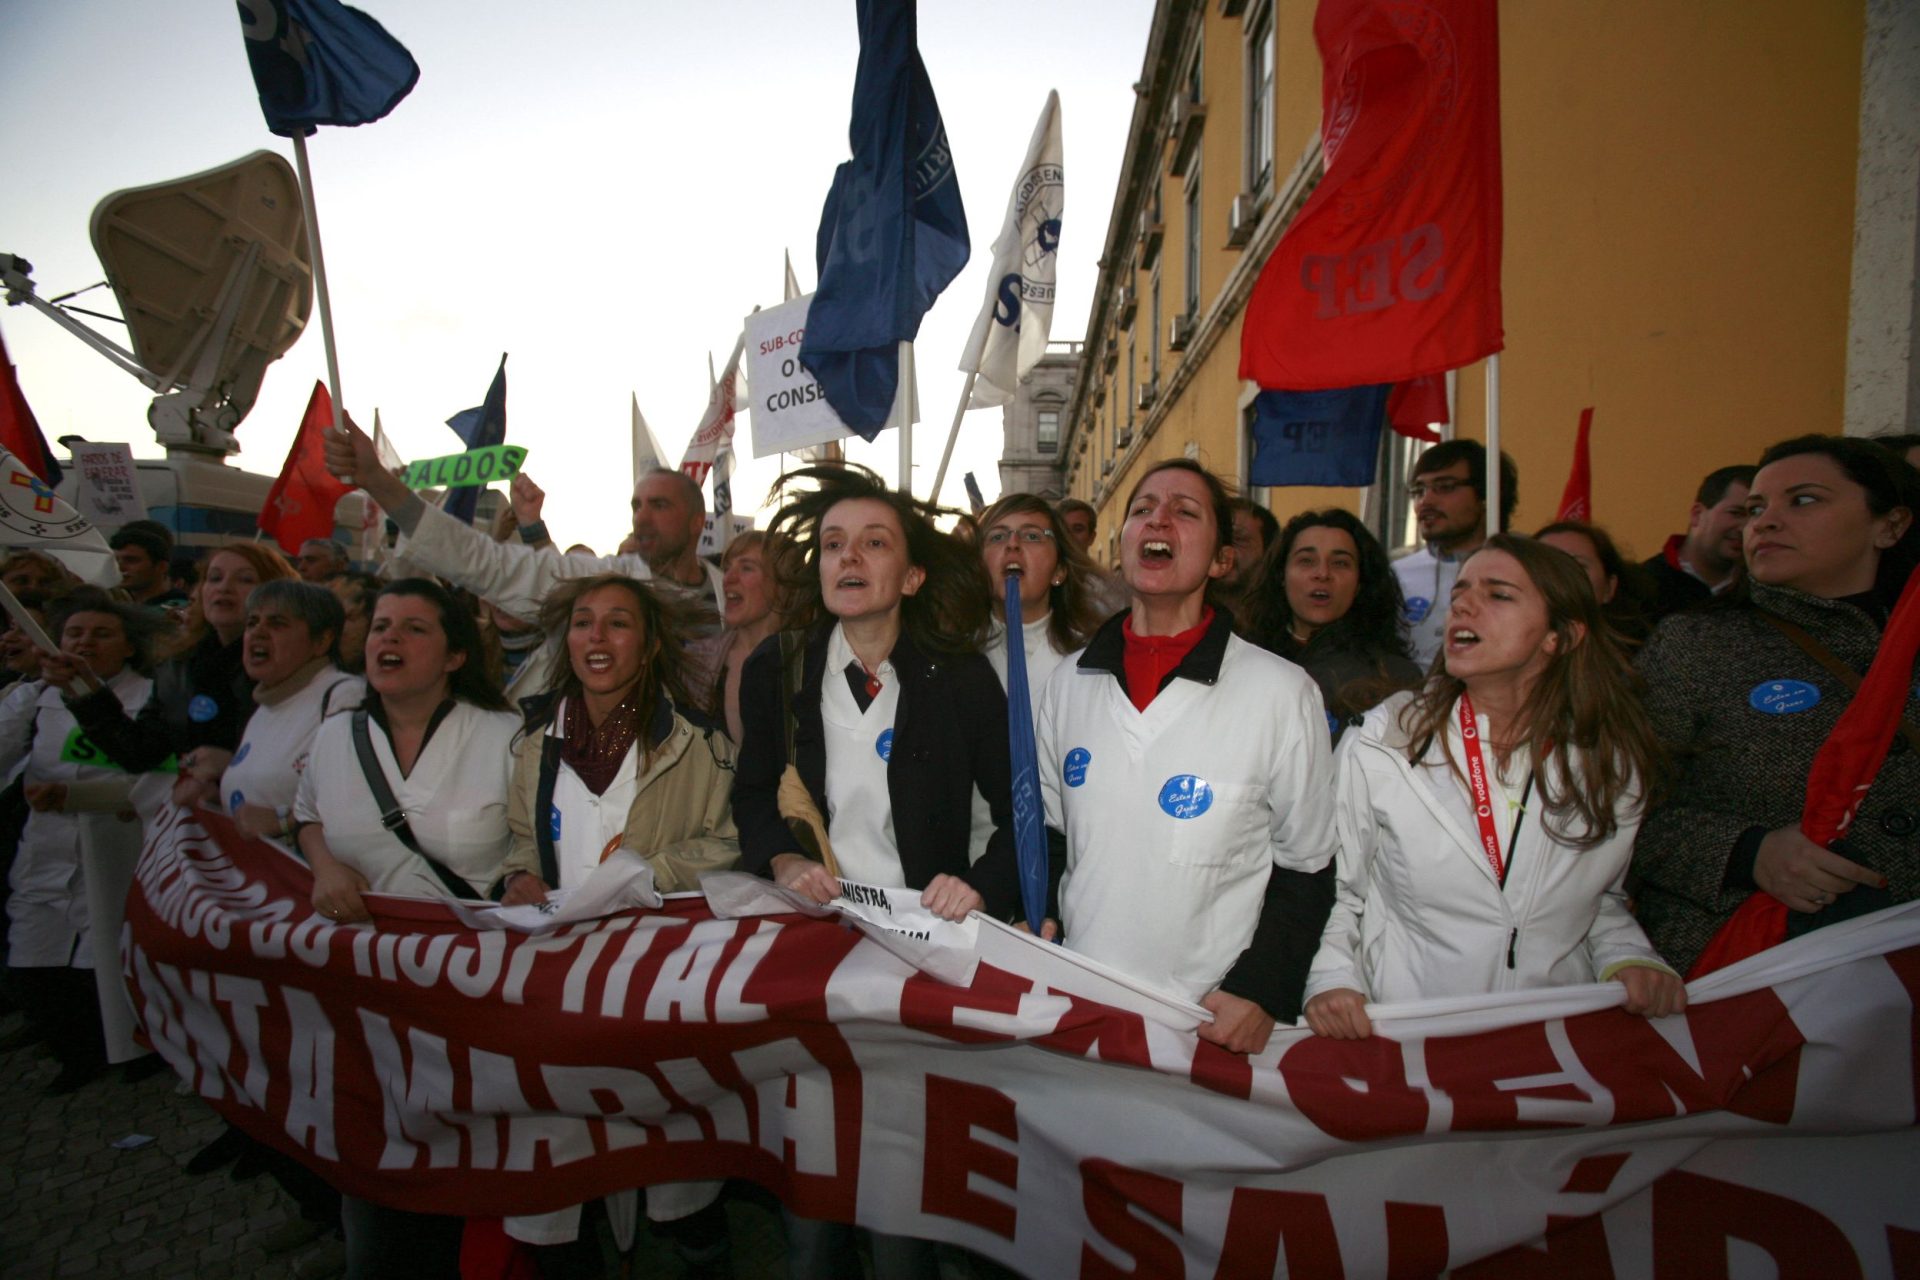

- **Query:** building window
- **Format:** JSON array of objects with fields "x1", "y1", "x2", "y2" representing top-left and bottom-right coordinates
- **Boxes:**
[
  {"x1": 1036, "y1": 409, "x2": 1059, "y2": 454},
  {"x1": 1184, "y1": 161, "x2": 1202, "y2": 318},
  {"x1": 1186, "y1": 34, "x2": 1203, "y2": 105},
  {"x1": 1126, "y1": 336, "x2": 1136, "y2": 437},
  {"x1": 1149, "y1": 270, "x2": 1162, "y2": 382},
  {"x1": 1245, "y1": 3, "x2": 1275, "y2": 196}
]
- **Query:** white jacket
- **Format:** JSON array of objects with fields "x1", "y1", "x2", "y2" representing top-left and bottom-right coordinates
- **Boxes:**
[
  {"x1": 1037, "y1": 628, "x2": 1336, "y2": 1003},
  {"x1": 1305, "y1": 691, "x2": 1670, "y2": 1006}
]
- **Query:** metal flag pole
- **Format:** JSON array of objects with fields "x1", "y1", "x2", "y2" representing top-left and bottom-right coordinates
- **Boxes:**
[
  {"x1": 928, "y1": 370, "x2": 978, "y2": 507},
  {"x1": 892, "y1": 341, "x2": 915, "y2": 494},
  {"x1": 290, "y1": 133, "x2": 350, "y2": 476},
  {"x1": 1485, "y1": 353, "x2": 1502, "y2": 533}
]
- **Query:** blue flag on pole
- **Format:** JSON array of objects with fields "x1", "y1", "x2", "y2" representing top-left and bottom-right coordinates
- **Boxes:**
[
  {"x1": 1248, "y1": 385, "x2": 1391, "y2": 488},
  {"x1": 1002, "y1": 575, "x2": 1051, "y2": 936},
  {"x1": 236, "y1": 0, "x2": 420, "y2": 138},
  {"x1": 442, "y1": 354, "x2": 507, "y2": 525},
  {"x1": 799, "y1": 0, "x2": 970, "y2": 440}
]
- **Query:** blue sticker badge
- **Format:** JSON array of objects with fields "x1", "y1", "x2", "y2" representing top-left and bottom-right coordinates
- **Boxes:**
[
  {"x1": 232, "y1": 742, "x2": 251, "y2": 764},
  {"x1": 187, "y1": 694, "x2": 219, "y2": 723},
  {"x1": 1404, "y1": 596, "x2": 1432, "y2": 624},
  {"x1": 228, "y1": 790, "x2": 244, "y2": 813},
  {"x1": 548, "y1": 805, "x2": 562, "y2": 842},
  {"x1": 875, "y1": 729, "x2": 894, "y2": 762},
  {"x1": 1325, "y1": 710, "x2": 1342, "y2": 741},
  {"x1": 1062, "y1": 747, "x2": 1091, "y2": 788},
  {"x1": 1157, "y1": 775, "x2": 1214, "y2": 820},
  {"x1": 1750, "y1": 680, "x2": 1821, "y2": 715}
]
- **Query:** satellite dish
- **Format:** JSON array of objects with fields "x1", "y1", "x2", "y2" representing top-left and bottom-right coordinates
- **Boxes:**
[{"x1": 89, "y1": 150, "x2": 313, "y2": 455}]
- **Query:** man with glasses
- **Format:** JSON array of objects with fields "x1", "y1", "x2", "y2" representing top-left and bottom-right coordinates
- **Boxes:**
[{"x1": 1393, "y1": 440, "x2": 1518, "y2": 667}]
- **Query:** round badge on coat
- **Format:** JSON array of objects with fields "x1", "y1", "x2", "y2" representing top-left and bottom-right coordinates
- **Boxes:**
[
  {"x1": 548, "y1": 806, "x2": 562, "y2": 841},
  {"x1": 1750, "y1": 680, "x2": 1820, "y2": 715},
  {"x1": 1404, "y1": 597, "x2": 1432, "y2": 624},
  {"x1": 228, "y1": 790, "x2": 245, "y2": 813},
  {"x1": 1158, "y1": 774, "x2": 1213, "y2": 820},
  {"x1": 187, "y1": 694, "x2": 220, "y2": 723},
  {"x1": 232, "y1": 742, "x2": 251, "y2": 764},
  {"x1": 1062, "y1": 747, "x2": 1091, "y2": 787},
  {"x1": 876, "y1": 729, "x2": 893, "y2": 761}
]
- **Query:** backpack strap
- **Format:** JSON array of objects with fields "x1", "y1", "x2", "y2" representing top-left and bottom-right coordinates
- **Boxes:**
[{"x1": 349, "y1": 708, "x2": 481, "y2": 901}]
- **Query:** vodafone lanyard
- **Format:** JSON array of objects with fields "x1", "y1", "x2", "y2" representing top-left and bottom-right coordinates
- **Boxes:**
[{"x1": 1457, "y1": 692, "x2": 1535, "y2": 888}]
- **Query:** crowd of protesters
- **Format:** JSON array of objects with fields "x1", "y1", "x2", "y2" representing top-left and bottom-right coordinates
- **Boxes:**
[{"x1": 0, "y1": 421, "x2": 1914, "y2": 1279}]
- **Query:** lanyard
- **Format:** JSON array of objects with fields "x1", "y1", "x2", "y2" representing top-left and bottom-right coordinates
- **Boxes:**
[{"x1": 1457, "y1": 692, "x2": 1534, "y2": 887}]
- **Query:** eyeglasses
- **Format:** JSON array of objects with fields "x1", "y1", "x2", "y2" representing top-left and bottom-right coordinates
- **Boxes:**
[
  {"x1": 1407, "y1": 477, "x2": 1470, "y2": 501},
  {"x1": 983, "y1": 527, "x2": 1056, "y2": 547}
]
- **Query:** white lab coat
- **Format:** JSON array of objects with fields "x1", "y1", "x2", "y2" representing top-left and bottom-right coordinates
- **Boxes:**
[
  {"x1": 1036, "y1": 630, "x2": 1336, "y2": 1003},
  {"x1": 294, "y1": 699, "x2": 520, "y2": 898},
  {"x1": 1304, "y1": 691, "x2": 1671, "y2": 1007},
  {"x1": 0, "y1": 670, "x2": 154, "y2": 1061},
  {"x1": 220, "y1": 666, "x2": 363, "y2": 818}
]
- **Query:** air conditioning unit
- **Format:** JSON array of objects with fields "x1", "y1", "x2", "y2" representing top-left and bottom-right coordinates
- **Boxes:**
[
  {"x1": 1170, "y1": 97, "x2": 1206, "y2": 177},
  {"x1": 1226, "y1": 192, "x2": 1261, "y2": 248},
  {"x1": 1115, "y1": 286, "x2": 1138, "y2": 326},
  {"x1": 1136, "y1": 381, "x2": 1158, "y2": 412},
  {"x1": 1102, "y1": 458, "x2": 1115, "y2": 476},
  {"x1": 1136, "y1": 210, "x2": 1164, "y2": 268},
  {"x1": 1219, "y1": 0, "x2": 1249, "y2": 14},
  {"x1": 1102, "y1": 338, "x2": 1119, "y2": 372},
  {"x1": 1168, "y1": 314, "x2": 1194, "y2": 351},
  {"x1": 1118, "y1": 427, "x2": 1134, "y2": 448}
]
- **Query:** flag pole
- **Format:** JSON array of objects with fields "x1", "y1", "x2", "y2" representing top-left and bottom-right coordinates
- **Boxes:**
[
  {"x1": 928, "y1": 370, "x2": 977, "y2": 508},
  {"x1": 892, "y1": 341, "x2": 914, "y2": 494},
  {"x1": 290, "y1": 133, "x2": 350, "y2": 473},
  {"x1": 1485, "y1": 353, "x2": 1502, "y2": 533}
]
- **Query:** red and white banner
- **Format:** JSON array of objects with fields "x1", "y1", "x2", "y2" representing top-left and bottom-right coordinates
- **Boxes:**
[
  {"x1": 125, "y1": 809, "x2": 1920, "y2": 1277},
  {"x1": 1240, "y1": 0, "x2": 1504, "y2": 390}
]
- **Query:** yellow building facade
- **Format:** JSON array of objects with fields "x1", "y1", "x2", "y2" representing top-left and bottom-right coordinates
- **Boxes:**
[{"x1": 1063, "y1": 0, "x2": 1915, "y2": 568}]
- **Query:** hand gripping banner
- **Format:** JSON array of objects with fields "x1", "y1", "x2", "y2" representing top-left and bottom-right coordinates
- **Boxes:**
[{"x1": 124, "y1": 808, "x2": 1920, "y2": 1277}]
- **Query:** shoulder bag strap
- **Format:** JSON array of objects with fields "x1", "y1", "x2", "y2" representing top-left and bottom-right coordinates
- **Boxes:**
[
  {"x1": 1755, "y1": 609, "x2": 1920, "y2": 753},
  {"x1": 349, "y1": 708, "x2": 482, "y2": 901},
  {"x1": 534, "y1": 733, "x2": 563, "y2": 889}
]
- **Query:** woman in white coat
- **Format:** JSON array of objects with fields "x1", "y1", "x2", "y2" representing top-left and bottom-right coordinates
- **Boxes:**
[
  {"x1": 1303, "y1": 534, "x2": 1686, "y2": 1039},
  {"x1": 1035, "y1": 460, "x2": 1339, "y2": 1054},
  {"x1": 975, "y1": 493, "x2": 1108, "y2": 695},
  {"x1": 0, "y1": 593, "x2": 158, "y2": 1091}
]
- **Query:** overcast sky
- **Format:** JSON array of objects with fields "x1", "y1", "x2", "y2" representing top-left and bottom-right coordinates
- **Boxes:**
[{"x1": 3, "y1": 1, "x2": 1154, "y2": 552}]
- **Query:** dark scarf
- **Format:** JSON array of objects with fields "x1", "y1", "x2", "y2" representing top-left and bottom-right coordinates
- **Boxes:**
[{"x1": 561, "y1": 689, "x2": 644, "y2": 796}]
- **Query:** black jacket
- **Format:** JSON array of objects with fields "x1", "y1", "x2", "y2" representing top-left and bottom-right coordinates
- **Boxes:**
[
  {"x1": 67, "y1": 631, "x2": 253, "y2": 771},
  {"x1": 733, "y1": 624, "x2": 1022, "y2": 919}
]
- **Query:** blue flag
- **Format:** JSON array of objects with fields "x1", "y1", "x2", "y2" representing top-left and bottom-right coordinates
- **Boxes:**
[
  {"x1": 442, "y1": 354, "x2": 507, "y2": 525},
  {"x1": 799, "y1": 0, "x2": 970, "y2": 439},
  {"x1": 1249, "y1": 385, "x2": 1390, "y2": 488},
  {"x1": 236, "y1": 0, "x2": 420, "y2": 139},
  {"x1": 1002, "y1": 575, "x2": 1051, "y2": 936},
  {"x1": 962, "y1": 471, "x2": 985, "y2": 514}
]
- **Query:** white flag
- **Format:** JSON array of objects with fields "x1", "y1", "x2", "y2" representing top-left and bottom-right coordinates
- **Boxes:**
[
  {"x1": 630, "y1": 394, "x2": 668, "y2": 484},
  {"x1": 783, "y1": 250, "x2": 802, "y2": 303},
  {"x1": 958, "y1": 91, "x2": 1064, "y2": 408},
  {"x1": 680, "y1": 335, "x2": 744, "y2": 486},
  {"x1": 0, "y1": 444, "x2": 115, "y2": 585}
]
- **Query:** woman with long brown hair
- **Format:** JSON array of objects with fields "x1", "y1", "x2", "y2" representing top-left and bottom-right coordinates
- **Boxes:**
[
  {"x1": 1303, "y1": 533, "x2": 1685, "y2": 1039},
  {"x1": 975, "y1": 492, "x2": 1105, "y2": 693}
]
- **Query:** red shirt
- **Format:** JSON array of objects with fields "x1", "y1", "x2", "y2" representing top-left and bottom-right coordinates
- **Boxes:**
[{"x1": 1120, "y1": 608, "x2": 1214, "y2": 712}]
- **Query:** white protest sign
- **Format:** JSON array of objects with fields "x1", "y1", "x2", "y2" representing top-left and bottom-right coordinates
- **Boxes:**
[
  {"x1": 697, "y1": 513, "x2": 753, "y2": 558},
  {"x1": 743, "y1": 295, "x2": 858, "y2": 458},
  {"x1": 73, "y1": 443, "x2": 146, "y2": 524}
]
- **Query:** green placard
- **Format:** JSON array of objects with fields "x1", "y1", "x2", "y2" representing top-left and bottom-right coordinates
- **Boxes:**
[
  {"x1": 402, "y1": 444, "x2": 528, "y2": 491},
  {"x1": 60, "y1": 726, "x2": 177, "y2": 774}
]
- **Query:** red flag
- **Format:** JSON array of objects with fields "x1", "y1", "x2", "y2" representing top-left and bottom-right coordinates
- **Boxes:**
[
  {"x1": 1690, "y1": 566, "x2": 1920, "y2": 977},
  {"x1": 0, "y1": 326, "x2": 63, "y2": 486},
  {"x1": 1555, "y1": 407, "x2": 1593, "y2": 521},
  {"x1": 1387, "y1": 373, "x2": 1448, "y2": 443},
  {"x1": 259, "y1": 381, "x2": 352, "y2": 555},
  {"x1": 1239, "y1": 0, "x2": 1502, "y2": 390}
]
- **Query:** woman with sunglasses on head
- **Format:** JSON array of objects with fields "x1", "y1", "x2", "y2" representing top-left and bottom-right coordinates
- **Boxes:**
[
  {"x1": 1241, "y1": 508, "x2": 1422, "y2": 745},
  {"x1": 733, "y1": 465, "x2": 1017, "y2": 1278},
  {"x1": 1035, "y1": 460, "x2": 1339, "y2": 1054},
  {"x1": 1631, "y1": 435, "x2": 1919, "y2": 974},
  {"x1": 1303, "y1": 534, "x2": 1683, "y2": 1040}
]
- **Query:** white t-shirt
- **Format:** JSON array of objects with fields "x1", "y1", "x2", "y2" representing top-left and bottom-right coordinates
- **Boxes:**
[
  {"x1": 222, "y1": 668, "x2": 362, "y2": 818},
  {"x1": 295, "y1": 700, "x2": 520, "y2": 898}
]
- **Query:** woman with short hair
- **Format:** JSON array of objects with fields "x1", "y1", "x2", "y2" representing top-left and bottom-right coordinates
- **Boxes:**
[
  {"x1": 1303, "y1": 534, "x2": 1684, "y2": 1039},
  {"x1": 1631, "y1": 434, "x2": 1919, "y2": 973}
]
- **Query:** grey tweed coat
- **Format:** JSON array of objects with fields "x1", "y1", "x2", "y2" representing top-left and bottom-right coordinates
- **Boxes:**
[{"x1": 1629, "y1": 581, "x2": 1918, "y2": 974}]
